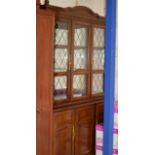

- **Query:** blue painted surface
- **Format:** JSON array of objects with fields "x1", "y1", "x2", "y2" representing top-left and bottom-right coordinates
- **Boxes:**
[{"x1": 103, "y1": 0, "x2": 116, "y2": 154}]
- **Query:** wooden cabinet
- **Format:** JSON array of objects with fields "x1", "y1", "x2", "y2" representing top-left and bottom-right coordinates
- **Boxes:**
[{"x1": 37, "y1": 2, "x2": 105, "y2": 155}]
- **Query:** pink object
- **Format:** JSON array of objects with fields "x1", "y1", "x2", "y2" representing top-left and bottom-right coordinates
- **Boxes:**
[
  {"x1": 96, "y1": 100, "x2": 118, "y2": 154},
  {"x1": 113, "y1": 149, "x2": 118, "y2": 154},
  {"x1": 96, "y1": 124, "x2": 104, "y2": 131},
  {"x1": 96, "y1": 124, "x2": 104, "y2": 147},
  {"x1": 96, "y1": 146, "x2": 118, "y2": 155},
  {"x1": 96, "y1": 145, "x2": 102, "y2": 150},
  {"x1": 114, "y1": 101, "x2": 118, "y2": 113},
  {"x1": 114, "y1": 100, "x2": 118, "y2": 129},
  {"x1": 114, "y1": 128, "x2": 118, "y2": 134},
  {"x1": 96, "y1": 124, "x2": 118, "y2": 155},
  {"x1": 96, "y1": 138, "x2": 103, "y2": 144},
  {"x1": 96, "y1": 124, "x2": 118, "y2": 133}
]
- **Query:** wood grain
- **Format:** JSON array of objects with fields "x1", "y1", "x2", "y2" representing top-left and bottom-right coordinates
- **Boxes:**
[
  {"x1": 75, "y1": 105, "x2": 95, "y2": 155},
  {"x1": 36, "y1": 6, "x2": 55, "y2": 155}
]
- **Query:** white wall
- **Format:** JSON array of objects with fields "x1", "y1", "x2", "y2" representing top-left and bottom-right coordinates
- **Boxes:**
[
  {"x1": 49, "y1": 0, "x2": 75, "y2": 8},
  {"x1": 47, "y1": 0, "x2": 105, "y2": 16}
]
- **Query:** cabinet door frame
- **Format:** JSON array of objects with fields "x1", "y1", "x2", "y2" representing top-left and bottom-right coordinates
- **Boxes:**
[
  {"x1": 71, "y1": 21, "x2": 91, "y2": 101},
  {"x1": 53, "y1": 19, "x2": 72, "y2": 104},
  {"x1": 91, "y1": 24, "x2": 105, "y2": 97}
]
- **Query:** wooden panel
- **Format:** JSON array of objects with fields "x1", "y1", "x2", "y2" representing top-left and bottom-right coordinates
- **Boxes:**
[
  {"x1": 36, "y1": 110, "x2": 41, "y2": 155},
  {"x1": 75, "y1": 105, "x2": 95, "y2": 155},
  {"x1": 96, "y1": 103, "x2": 104, "y2": 124},
  {"x1": 47, "y1": 5, "x2": 105, "y2": 25},
  {"x1": 36, "y1": 8, "x2": 55, "y2": 155},
  {"x1": 36, "y1": 0, "x2": 40, "y2": 5},
  {"x1": 53, "y1": 110, "x2": 74, "y2": 155}
]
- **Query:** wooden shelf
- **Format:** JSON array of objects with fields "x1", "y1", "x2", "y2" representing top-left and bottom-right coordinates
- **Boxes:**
[
  {"x1": 55, "y1": 45, "x2": 68, "y2": 48},
  {"x1": 93, "y1": 46, "x2": 105, "y2": 50}
]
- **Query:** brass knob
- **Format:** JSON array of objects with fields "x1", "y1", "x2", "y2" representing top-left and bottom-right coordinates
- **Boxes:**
[{"x1": 72, "y1": 125, "x2": 75, "y2": 141}]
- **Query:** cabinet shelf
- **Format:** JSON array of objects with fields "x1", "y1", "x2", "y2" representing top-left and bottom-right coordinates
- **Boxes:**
[
  {"x1": 74, "y1": 46, "x2": 87, "y2": 49},
  {"x1": 54, "y1": 45, "x2": 68, "y2": 48},
  {"x1": 93, "y1": 46, "x2": 105, "y2": 50}
]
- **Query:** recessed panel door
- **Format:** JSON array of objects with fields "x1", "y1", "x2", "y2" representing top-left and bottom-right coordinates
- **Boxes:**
[
  {"x1": 75, "y1": 105, "x2": 95, "y2": 155},
  {"x1": 53, "y1": 110, "x2": 74, "y2": 155}
]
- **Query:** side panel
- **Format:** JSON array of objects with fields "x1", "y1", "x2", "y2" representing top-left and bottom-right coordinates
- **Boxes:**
[{"x1": 36, "y1": 8, "x2": 55, "y2": 155}]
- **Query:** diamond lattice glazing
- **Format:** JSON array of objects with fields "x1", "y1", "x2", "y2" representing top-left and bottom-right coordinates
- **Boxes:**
[
  {"x1": 55, "y1": 22, "x2": 68, "y2": 45},
  {"x1": 54, "y1": 76, "x2": 67, "y2": 100},
  {"x1": 54, "y1": 48, "x2": 68, "y2": 72},
  {"x1": 92, "y1": 74, "x2": 103, "y2": 94},
  {"x1": 74, "y1": 26, "x2": 87, "y2": 47},
  {"x1": 74, "y1": 49, "x2": 87, "y2": 70},
  {"x1": 93, "y1": 49, "x2": 104, "y2": 70},
  {"x1": 73, "y1": 75, "x2": 86, "y2": 97},
  {"x1": 93, "y1": 28, "x2": 104, "y2": 47}
]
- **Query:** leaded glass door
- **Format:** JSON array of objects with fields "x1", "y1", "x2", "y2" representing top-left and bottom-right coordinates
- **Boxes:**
[
  {"x1": 53, "y1": 21, "x2": 70, "y2": 101},
  {"x1": 72, "y1": 23, "x2": 90, "y2": 98},
  {"x1": 92, "y1": 26, "x2": 105, "y2": 95}
]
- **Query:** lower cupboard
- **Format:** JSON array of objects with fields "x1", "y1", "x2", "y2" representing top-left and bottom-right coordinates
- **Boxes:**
[{"x1": 53, "y1": 105, "x2": 96, "y2": 155}]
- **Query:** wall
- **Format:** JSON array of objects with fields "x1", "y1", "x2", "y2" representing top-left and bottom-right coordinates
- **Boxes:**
[
  {"x1": 40, "y1": 0, "x2": 105, "y2": 16},
  {"x1": 49, "y1": 0, "x2": 75, "y2": 8}
]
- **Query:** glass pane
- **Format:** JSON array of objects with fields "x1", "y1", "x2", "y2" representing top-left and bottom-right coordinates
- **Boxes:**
[
  {"x1": 74, "y1": 49, "x2": 87, "y2": 70},
  {"x1": 92, "y1": 74, "x2": 103, "y2": 94},
  {"x1": 93, "y1": 28, "x2": 104, "y2": 47},
  {"x1": 73, "y1": 75, "x2": 86, "y2": 97},
  {"x1": 93, "y1": 49, "x2": 104, "y2": 70},
  {"x1": 55, "y1": 22, "x2": 68, "y2": 45},
  {"x1": 54, "y1": 48, "x2": 68, "y2": 72},
  {"x1": 54, "y1": 76, "x2": 67, "y2": 100},
  {"x1": 74, "y1": 25, "x2": 87, "y2": 47}
]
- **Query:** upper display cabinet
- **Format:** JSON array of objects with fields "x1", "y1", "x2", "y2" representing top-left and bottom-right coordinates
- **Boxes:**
[{"x1": 50, "y1": 6, "x2": 105, "y2": 106}]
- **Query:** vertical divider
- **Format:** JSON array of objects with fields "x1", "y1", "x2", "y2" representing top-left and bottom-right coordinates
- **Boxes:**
[
  {"x1": 104, "y1": 0, "x2": 117, "y2": 155},
  {"x1": 70, "y1": 20, "x2": 74, "y2": 100}
]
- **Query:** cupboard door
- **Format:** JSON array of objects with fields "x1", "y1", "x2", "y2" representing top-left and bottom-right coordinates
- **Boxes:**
[
  {"x1": 72, "y1": 23, "x2": 90, "y2": 99},
  {"x1": 53, "y1": 110, "x2": 74, "y2": 155},
  {"x1": 96, "y1": 103, "x2": 104, "y2": 124},
  {"x1": 91, "y1": 26, "x2": 105, "y2": 96},
  {"x1": 54, "y1": 21, "x2": 70, "y2": 101},
  {"x1": 75, "y1": 105, "x2": 95, "y2": 155}
]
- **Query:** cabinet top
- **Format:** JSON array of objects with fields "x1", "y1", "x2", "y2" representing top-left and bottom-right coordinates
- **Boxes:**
[{"x1": 37, "y1": 1, "x2": 105, "y2": 25}]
